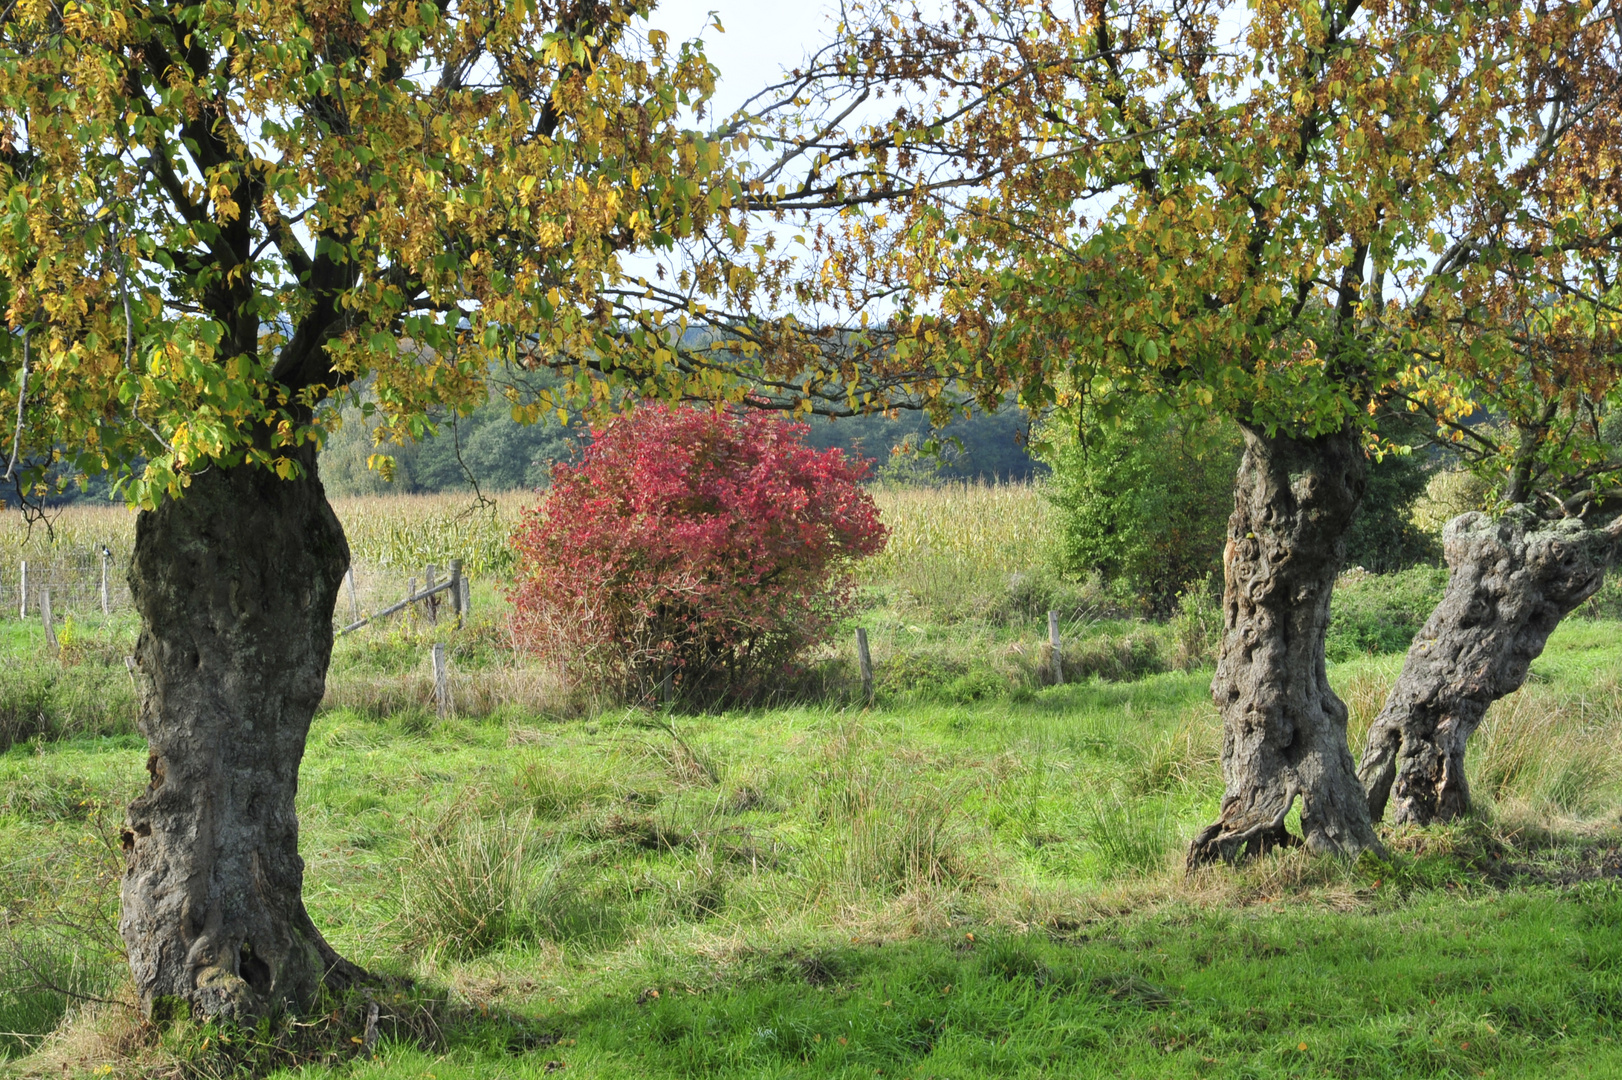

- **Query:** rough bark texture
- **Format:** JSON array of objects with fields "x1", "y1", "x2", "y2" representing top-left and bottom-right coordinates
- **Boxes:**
[
  {"x1": 1357, "y1": 507, "x2": 1618, "y2": 825},
  {"x1": 1187, "y1": 424, "x2": 1383, "y2": 868},
  {"x1": 121, "y1": 446, "x2": 365, "y2": 1021}
]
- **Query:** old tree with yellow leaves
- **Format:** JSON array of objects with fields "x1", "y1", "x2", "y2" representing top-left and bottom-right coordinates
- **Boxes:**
[
  {"x1": 0, "y1": 0, "x2": 1005, "y2": 1021},
  {"x1": 0, "y1": 0, "x2": 816, "y2": 1021},
  {"x1": 0, "y1": 0, "x2": 1024, "y2": 1020},
  {"x1": 785, "y1": 0, "x2": 1621, "y2": 859}
]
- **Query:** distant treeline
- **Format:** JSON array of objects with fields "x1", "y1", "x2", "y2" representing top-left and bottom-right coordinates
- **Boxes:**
[{"x1": 317, "y1": 391, "x2": 1044, "y2": 499}]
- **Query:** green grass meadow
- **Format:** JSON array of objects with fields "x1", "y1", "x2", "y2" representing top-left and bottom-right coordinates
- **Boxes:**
[{"x1": 3, "y1": 488, "x2": 1622, "y2": 1078}]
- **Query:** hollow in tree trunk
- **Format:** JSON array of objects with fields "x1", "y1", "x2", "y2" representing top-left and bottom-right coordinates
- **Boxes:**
[
  {"x1": 1187, "y1": 424, "x2": 1384, "y2": 868},
  {"x1": 120, "y1": 446, "x2": 367, "y2": 1021},
  {"x1": 1357, "y1": 508, "x2": 1619, "y2": 825}
]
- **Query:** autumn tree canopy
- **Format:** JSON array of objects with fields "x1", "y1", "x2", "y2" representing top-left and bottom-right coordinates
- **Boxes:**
[{"x1": 0, "y1": 0, "x2": 791, "y2": 507}]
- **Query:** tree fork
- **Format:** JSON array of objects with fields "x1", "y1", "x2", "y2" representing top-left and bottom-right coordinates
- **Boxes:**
[
  {"x1": 121, "y1": 444, "x2": 367, "y2": 1021},
  {"x1": 1187, "y1": 423, "x2": 1383, "y2": 869},
  {"x1": 1357, "y1": 508, "x2": 1620, "y2": 826}
]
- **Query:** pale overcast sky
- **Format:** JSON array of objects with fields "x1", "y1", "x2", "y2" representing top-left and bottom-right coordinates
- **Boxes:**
[{"x1": 647, "y1": 2, "x2": 841, "y2": 115}]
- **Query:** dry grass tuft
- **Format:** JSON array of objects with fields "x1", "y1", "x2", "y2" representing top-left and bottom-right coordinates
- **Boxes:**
[
  {"x1": 808, "y1": 725, "x2": 976, "y2": 898},
  {"x1": 1472, "y1": 681, "x2": 1622, "y2": 818},
  {"x1": 323, "y1": 663, "x2": 583, "y2": 721},
  {"x1": 402, "y1": 805, "x2": 557, "y2": 959},
  {"x1": 2, "y1": 997, "x2": 158, "y2": 1080},
  {"x1": 821, "y1": 770, "x2": 971, "y2": 894},
  {"x1": 1125, "y1": 704, "x2": 1221, "y2": 795},
  {"x1": 1173, "y1": 847, "x2": 1364, "y2": 911}
]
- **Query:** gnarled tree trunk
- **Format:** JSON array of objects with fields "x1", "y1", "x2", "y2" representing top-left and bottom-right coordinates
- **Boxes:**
[
  {"x1": 1357, "y1": 508, "x2": 1619, "y2": 825},
  {"x1": 1187, "y1": 424, "x2": 1383, "y2": 868},
  {"x1": 120, "y1": 446, "x2": 366, "y2": 1021}
]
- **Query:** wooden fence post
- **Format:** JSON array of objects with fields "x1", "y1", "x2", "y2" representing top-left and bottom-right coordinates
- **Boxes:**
[
  {"x1": 406, "y1": 577, "x2": 417, "y2": 625},
  {"x1": 345, "y1": 567, "x2": 359, "y2": 625},
  {"x1": 432, "y1": 643, "x2": 450, "y2": 719},
  {"x1": 42, "y1": 588, "x2": 58, "y2": 653},
  {"x1": 424, "y1": 564, "x2": 439, "y2": 624},
  {"x1": 856, "y1": 627, "x2": 874, "y2": 708},
  {"x1": 461, "y1": 575, "x2": 471, "y2": 621},
  {"x1": 18, "y1": 560, "x2": 26, "y2": 619},
  {"x1": 100, "y1": 549, "x2": 110, "y2": 616},
  {"x1": 448, "y1": 560, "x2": 463, "y2": 628},
  {"x1": 1048, "y1": 610, "x2": 1064, "y2": 686}
]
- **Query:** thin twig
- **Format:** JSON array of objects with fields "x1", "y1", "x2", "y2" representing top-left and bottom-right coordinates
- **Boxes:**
[{"x1": 450, "y1": 409, "x2": 497, "y2": 517}]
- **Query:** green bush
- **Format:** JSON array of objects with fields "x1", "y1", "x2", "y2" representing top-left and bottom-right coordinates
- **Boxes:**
[
  {"x1": 941, "y1": 669, "x2": 1007, "y2": 704},
  {"x1": 1167, "y1": 578, "x2": 1223, "y2": 671},
  {"x1": 1326, "y1": 566, "x2": 1449, "y2": 662},
  {"x1": 1039, "y1": 401, "x2": 1238, "y2": 614},
  {"x1": 876, "y1": 652, "x2": 1012, "y2": 703}
]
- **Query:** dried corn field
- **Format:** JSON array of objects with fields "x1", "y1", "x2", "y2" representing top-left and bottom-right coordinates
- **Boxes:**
[
  {"x1": 2, "y1": 483, "x2": 1059, "y2": 625},
  {"x1": 0, "y1": 492, "x2": 527, "y2": 621},
  {"x1": 860, "y1": 482, "x2": 1058, "y2": 621}
]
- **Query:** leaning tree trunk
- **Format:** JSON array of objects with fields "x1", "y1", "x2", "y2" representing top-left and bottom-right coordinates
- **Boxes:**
[
  {"x1": 1187, "y1": 424, "x2": 1384, "y2": 868},
  {"x1": 120, "y1": 445, "x2": 366, "y2": 1021},
  {"x1": 1357, "y1": 508, "x2": 1619, "y2": 825}
]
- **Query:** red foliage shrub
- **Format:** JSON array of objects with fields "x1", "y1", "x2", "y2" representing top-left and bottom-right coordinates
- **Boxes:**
[{"x1": 510, "y1": 404, "x2": 887, "y2": 705}]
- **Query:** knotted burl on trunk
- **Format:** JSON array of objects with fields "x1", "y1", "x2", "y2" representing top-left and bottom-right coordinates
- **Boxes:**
[{"x1": 1358, "y1": 507, "x2": 1621, "y2": 826}]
